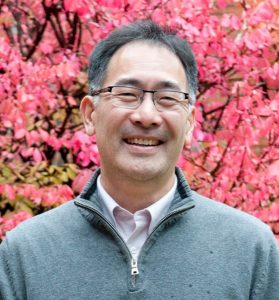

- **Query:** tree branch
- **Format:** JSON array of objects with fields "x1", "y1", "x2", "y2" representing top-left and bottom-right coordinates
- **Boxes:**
[{"x1": 25, "y1": 2, "x2": 51, "y2": 60}]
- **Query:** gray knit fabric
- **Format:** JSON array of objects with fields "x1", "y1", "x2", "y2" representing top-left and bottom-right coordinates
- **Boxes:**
[{"x1": 0, "y1": 168, "x2": 278, "y2": 300}]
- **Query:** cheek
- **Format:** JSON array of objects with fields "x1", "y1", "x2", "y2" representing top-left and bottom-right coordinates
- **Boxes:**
[
  {"x1": 95, "y1": 113, "x2": 118, "y2": 142},
  {"x1": 168, "y1": 112, "x2": 188, "y2": 134},
  {"x1": 175, "y1": 118, "x2": 191, "y2": 145}
]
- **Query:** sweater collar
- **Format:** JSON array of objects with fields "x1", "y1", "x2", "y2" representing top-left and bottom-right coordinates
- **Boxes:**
[{"x1": 75, "y1": 167, "x2": 195, "y2": 217}]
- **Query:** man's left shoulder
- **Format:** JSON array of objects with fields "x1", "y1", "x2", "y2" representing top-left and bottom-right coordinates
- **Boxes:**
[{"x1": 190, "y1": 191, "x2": 276, "y2": 243}]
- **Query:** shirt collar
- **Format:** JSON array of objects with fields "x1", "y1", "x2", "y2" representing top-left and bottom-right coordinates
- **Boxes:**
[
  {"x1": 97, "y1": 175, "x2": 177, "y2": 234},
  {"x1": 145, "y1": 177, "x2": 177, "y2": 234},
  {"x1": 97, "y1": 176, "x2": 118, "y2": 227}
]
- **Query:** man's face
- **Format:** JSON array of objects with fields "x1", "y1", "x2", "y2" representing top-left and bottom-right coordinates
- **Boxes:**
[{"x1": 81, "y1": 42, "x2": 195, "y2": 183}]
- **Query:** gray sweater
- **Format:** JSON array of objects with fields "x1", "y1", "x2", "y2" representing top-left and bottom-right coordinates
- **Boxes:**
[{"x1": 1, "y1": 168, "x2": 279, "y2": 300}]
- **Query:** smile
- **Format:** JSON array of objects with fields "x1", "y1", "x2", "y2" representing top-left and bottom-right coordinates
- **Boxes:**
[{"x1": 125, "y1": 138, "x2": 161, "y2": 146}]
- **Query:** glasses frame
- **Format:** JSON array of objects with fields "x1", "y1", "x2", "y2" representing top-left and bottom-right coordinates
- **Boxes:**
[{"x1": 91, "y1": 85, "x2": 193, "y2": 111}]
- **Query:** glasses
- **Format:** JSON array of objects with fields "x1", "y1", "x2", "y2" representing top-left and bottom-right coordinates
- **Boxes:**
[{"x1": 91, "y1": 85, "x2": 192, "y2": 112}]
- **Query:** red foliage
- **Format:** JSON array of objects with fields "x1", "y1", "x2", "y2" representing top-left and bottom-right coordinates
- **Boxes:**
[
  {"x1": 0, "y1": 211, "x2": 32, "y2": 240},
  {"x1": 0, "y1": 0, "x2": 278, "y2": 239}
]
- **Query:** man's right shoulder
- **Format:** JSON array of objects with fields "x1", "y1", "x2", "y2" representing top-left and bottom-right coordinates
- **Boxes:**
[{"x1": 2, "y1": 200, "x2": 80, "y2": 243}]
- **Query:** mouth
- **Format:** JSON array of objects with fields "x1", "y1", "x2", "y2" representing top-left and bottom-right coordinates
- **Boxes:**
[{"x1": 124, "y1": 137, "x2": 162, "y2": 146}]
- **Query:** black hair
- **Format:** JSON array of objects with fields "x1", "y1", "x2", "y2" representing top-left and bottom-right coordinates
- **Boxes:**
[{"x1": 88, "y1": 20, "x2": 198, "y2": 102}]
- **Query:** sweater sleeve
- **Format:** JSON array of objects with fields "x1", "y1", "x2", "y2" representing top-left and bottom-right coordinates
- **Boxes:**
[
  {"x1": 0, "y1": 240, "x2": 16, "y2": 300},
  {"x1": 0, "y1": 238, "x2": 19, "y2": 300},
  {"x1": 251, "y1": 231, "x2": 279, "y2": 300}
]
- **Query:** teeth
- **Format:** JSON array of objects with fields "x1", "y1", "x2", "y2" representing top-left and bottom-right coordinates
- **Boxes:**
[{"x1": 126, "y1": 138, "x2": 160, "y2": 146}]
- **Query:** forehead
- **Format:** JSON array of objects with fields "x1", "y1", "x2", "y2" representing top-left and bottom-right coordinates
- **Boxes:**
[{"x1": 102, "y1": 41, "x2": 187, "y2": 90}]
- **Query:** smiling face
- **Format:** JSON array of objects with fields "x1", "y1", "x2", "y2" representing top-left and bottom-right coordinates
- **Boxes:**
[{"x1": 81, "y1": 41, "x2": 195, "y2": 187}]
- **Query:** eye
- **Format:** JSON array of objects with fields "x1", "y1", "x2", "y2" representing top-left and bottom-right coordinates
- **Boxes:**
[
  {"x1": 115, "y1": 92, "x2": 137, "y2": 102},
  {"x1": 111, "y1": 87, "x2": 139, "y2": 102},
  {"x1": 117, "y1": 92, "x2": 137, "y2": 97},
  {"x1": 158, "y1": 96, "x2": 178, "y2": 106}
]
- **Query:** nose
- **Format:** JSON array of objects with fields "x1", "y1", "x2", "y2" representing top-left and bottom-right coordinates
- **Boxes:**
[{"x1": 129, "y1": 92, "x2": 163, "y2": 128}]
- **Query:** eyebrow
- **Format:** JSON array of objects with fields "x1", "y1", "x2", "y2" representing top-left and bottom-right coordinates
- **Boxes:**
[{"x1": 114, "y1": 78, "x2": 182, "y2": 91}]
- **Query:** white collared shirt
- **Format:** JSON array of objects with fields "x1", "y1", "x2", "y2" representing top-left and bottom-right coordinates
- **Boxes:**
[{"x1": 97, "y1": 176, "x2": 177, "y2": 259}]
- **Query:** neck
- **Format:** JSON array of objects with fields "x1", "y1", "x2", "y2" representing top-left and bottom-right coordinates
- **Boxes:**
[{"x1": 99, "y1": 169, "x2": 176, "y2": 213}]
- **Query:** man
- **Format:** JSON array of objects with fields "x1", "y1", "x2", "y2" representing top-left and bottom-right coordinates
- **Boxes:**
[{"x1": 0, "y1": 20, "x2": 278, "y2": 300}]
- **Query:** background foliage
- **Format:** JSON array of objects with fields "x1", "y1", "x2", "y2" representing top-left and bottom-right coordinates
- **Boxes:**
[{"x1": 0, "y1": 0, "x2": 278, "y2": 240}]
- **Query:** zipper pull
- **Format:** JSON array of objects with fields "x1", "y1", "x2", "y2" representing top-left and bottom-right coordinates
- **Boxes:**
[{"x1": 131, "y1": 257, "x2": 139, "y2": 275}]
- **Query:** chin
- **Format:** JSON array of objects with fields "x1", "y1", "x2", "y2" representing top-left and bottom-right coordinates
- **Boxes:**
[{"x1": 123, "y1": 163, "x2": 172, "y2": 182}]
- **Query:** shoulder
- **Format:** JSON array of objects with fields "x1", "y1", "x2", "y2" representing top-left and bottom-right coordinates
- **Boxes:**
[
  {"x1": 16, "y1": 200, "x2": 76, "y2": 226},
  {"x1": 186, "y1": 192, "x2": 279, "y2": 298},
  {"x1": 191, "y1": 190, "x2": 269, "y2": 227},
  {"x1": 190, "y1": 191, "x2": 275, "y2": 245},
  {"x1": 2, "y1": 200, "x2": 83, "y2": 245},
  {"x1": 186, "y1": 191, "x2": 279, "y2": 274}
]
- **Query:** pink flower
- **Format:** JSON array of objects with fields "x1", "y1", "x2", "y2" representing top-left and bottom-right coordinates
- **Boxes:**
[
  {"x1": 0, "y1": 211, "x2": 32, "y2": 240},
  {"x1": 72, "y1": 169, "x2": 93, "y2": 194}
]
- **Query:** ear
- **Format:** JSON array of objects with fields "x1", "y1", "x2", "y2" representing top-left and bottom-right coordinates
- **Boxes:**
[
  {"x1": 184, "y1": 107, "x2": 195, "y2": 146},
  {"x1": 80, "y1": 96, "x2": 96, "y2": 136}
]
